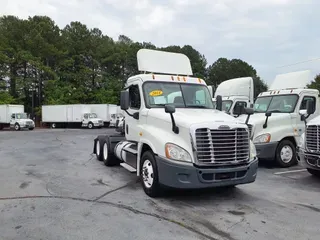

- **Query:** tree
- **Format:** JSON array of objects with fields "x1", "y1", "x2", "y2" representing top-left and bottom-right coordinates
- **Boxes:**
[
  {"x1": 207, "y1": 58, "x2": 268, "y2": 98},
  {"x1": 307, "y1": 74, "x2": 320, "y2": 90}
]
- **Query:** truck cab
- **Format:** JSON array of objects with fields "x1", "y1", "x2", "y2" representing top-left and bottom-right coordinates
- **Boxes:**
[
  {"x1": 238, "y1": 70, "x2": 319, "y2": 167},
  {"x1": 211, "y1": 77, "x2": 254, "y2": 116},
  {"x1": 93, "y1": 49, "x2": 258, "y2": 197},
  {"x1": 81, "y1": 113, "x2": 103, "y2": 129},
  {"x1": 10, "y1": 112, "x2": 35, "y2": 131}
]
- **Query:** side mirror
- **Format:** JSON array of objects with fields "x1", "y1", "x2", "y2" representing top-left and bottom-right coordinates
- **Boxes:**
[
  {"x1": 244, "y1": 107, "x2": 254, "y2": 115},
  {"x1": 299, "y1": 109, "x2": 307, "y2": 116},
  {"x1": 306, "y1": 100, "x2": 315, "y2": 115},
  {"x1": 120, "y1": 90, "x2": 129, "y2": 110},
  {"x1": 165, "y1": 104, "x2": 176, "y2": 114},
  {"x1": 216, "y1": 95, "x2": 222, "y2": 111}
]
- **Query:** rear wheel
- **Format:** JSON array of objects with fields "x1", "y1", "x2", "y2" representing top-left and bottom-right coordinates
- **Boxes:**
[
  {"x1": 307, "y1": 168, "x2": 320, "y2": 177},
  {"x1": 140, "y1": 151, "x2": 162, "y2": 198},
  {"x1": 51, "y1": 123, "x2": 56, "y2": 129},
  {"x1": 101, "y1": 137, "x2": 118, "y2": 166},
  {"x1": 95, "y1": 139, "x2": 103, "y2": 161},
  {"x1": 29, "y1": 127, "x2": 34, "y2": 130},
  {"x1": 275, "y1": 140, "x2": 297, "y2": 167}
]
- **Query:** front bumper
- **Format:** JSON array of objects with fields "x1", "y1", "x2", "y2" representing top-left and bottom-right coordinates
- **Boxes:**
[
  {"x1": 296, "y1": 147, "x2": 320, "y2": 171},
  {"x1": 255, "y1": 142, "x2": 278, "y2": 161},
  {"x1": 94, "y1": 122, "x2": 104, "y2": 127},
  {"x1": 156, "y1": 156, "x2": 258, "y2": 189}
]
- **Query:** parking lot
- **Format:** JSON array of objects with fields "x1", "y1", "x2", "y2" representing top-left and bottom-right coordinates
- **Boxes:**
[{"x1": 0, "y1": 128, "x2": 319, "y2": 240}]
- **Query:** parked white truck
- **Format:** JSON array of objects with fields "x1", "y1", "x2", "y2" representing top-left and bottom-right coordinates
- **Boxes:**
[
  {"x1": 297, "y1": 108, "x2": 320, "y2": 177},
  {"x1": 89, "y1": 104, "x2": 113, "y2": 127},
  {"x1": 42, "y1": 104, "x2": 104, "y2": 129},
  {"x1": 0, "y1": 104, "x2": 35, "y2": 131},
  {"x1": 237, "y1": 70, "x2": 319, "y2": 167},
  {"x1": 212, "y1": 77, "x2": 254, "y2": 116},
  {"x1": 92, "y1": 49, "x2": 258, "y2": 197}
]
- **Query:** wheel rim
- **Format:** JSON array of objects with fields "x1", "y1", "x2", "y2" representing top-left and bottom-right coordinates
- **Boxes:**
[
  {"x1": 142, "y1": 159, "x2": 154, "y2": 188},
  {"x1": 15, "y1": 125, "x2": 19, "y2": 130},
  {"x1": 52, "y1": 123, "x2": 56, "y2": 128},
  {"x1": 103, "y1": 143, "x2": 108, "y2": 161},
  {"x1": 96, "y1": 141, "x2": 100, "y2": 156},
  {"x1": 89, "y1": 123, "x2": 93, "y2": 129},
  {"x1": 280, "y1": 145, "x2": 293, "y2": 163}
]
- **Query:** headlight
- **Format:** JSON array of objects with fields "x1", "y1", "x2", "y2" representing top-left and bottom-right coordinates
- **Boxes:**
[
  {"x1": 165, "y1": 143, "x2": 192, "y2": 162},
  {"x1": 254, "y1": 133, "x2": 271, "y2": 144},
  {"x1": 298, "y1": 133, "x2": 305, "y2": 148},
  {"x1": 250, "y1": 140, "x2": 257, "y2": 159}
]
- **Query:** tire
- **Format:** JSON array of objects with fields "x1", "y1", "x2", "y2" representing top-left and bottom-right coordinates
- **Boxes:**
[
  {"x1": 51, "y1": 123, "x2": 56, "y2": 129},
  {"x1": 88, "y1": 122, "x2": 94, "y2": 129},
  {"x1": 14, "y1": 123, "x2": 20, "y2": 131},
  {"x1": 275, "y1": 140, "x2": 297, "y2": 167},
  {"x1": 95, "y1": 139, "x2": 103, "y2": 161},
  {"x1": 29, "y1": 127, "x2": 34, "y2": 130},
  {"x1": 307, "y1": 168, "x2": 320, "y2": 177},
  {"x1": 101, "y1": 137, "x2": 118, "y2": 166},
  {"x1": 140, "y1": 151, "x2": 162, "y2": 198}
]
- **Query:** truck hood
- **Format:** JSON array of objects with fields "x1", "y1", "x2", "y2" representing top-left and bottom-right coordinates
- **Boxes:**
[
  {"x1": 147, "y1": 108, "x2": 244, "y2": 128},
  {"x1": 16, "y1": 119, "x2": 34, "y2": 123},
  {"x1": 307, "y1": 115, "x2": 320, "y2": 126},
  {"x1": 89, "y1": 118, "x2": 103, "y2": 122}
]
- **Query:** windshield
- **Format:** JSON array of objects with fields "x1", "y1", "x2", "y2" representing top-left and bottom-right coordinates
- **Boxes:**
[
  {"x1": 254, "y1": 95, "x2": 298, "y2": 113},
  {"x1": 89, "y1": 113, "x2": 97, "y2": 118},
  {"x1": 16, "y1": 113, "x2": 28, "y2": 119},
  {"x1": 143, "y1": 82, "x2": 214, "y2": 109},
  {"x1": 212, "y1": 100, "x2": 233, "y2": 112}
]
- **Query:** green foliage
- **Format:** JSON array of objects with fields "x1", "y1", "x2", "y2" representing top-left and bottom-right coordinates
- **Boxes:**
[
  {"x1": 0, "y1": 14, "x2": 270, "y2": 116},
  {"x1": 207, "y1": 58, "x2": 268, "y2": 98},
  {"x1": 307, "y1": 74, "x2": 320, "y2": 90}
]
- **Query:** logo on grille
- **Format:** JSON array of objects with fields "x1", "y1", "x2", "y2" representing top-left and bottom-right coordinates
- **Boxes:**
[{"x1": 218, "y1": 125, "x2": 230, "y2": 130}]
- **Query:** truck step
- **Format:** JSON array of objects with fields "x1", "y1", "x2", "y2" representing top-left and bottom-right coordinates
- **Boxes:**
[{"x1": 120, "y1": 162, "x2": 137, "y2": 173}]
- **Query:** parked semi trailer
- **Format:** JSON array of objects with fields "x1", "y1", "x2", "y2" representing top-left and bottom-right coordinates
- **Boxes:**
[
  {"x1": 42, "y1": 104, "x2": 104, "y2": 129},
  {"x1": 238, "y1": 70, "x2": 319, "y2": 167},
  {"x1": 0, "y1": 104, "x2": 35, "y2": 131},
  {"x1": 92, "y1": 49, "x2": 258, "y2": 197}
]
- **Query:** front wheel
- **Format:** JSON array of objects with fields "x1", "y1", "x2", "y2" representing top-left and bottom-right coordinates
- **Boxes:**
[
  {"x1": 14, "y1": 123, "x2": 20, "y2": 131},
  {"x1": 307, "y1": 168, "x2": 320, "y2": 177},
  {"x1": 275, "y1": 140, "x2": 297, "y2": 167},
  {"x1": 88, "y1": 122, "x2": 94, "y2": 129},
  {"x1": 140, "y1": 151, "x2": 162, "y2": 198}
]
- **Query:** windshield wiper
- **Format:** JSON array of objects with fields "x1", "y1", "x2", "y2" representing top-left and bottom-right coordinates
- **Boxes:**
[
  {"x1": 187, "y1": 105, "x2": 210, "y2": 109},
  {"x1": 268, "y1": 110, "x2": 282, "y2": 113}
]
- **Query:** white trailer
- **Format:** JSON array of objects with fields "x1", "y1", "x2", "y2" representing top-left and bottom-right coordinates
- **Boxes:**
[
  {"x1": 238, "y1": 70, "x2": 320, "y2": 167},
  {"x1": 211, "y1": 77, "x2": 254, "y2": 116},
  {"x1": 42, "y1": 104, "x2": 103, "y2": 129},
  {"x1": 92, "y1": 49, "x2": 258, "y2": 198},
  {"x1": 0, "y1": 104, "x2": 35, "y2": 131}
]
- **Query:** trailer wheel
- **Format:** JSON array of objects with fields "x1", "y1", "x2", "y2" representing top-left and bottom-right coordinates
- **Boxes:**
[
  {"x1": 29, "y1": 127, "x2": 34, "y2": 131},
  {"x1": 140, "y1": 151, "x2": 162, "y2": 198},
  {"x1": 307, "y1": 168, "x2": 320, "y2": 177},
  {"x1": 88, "y1": 122, "x2": 94, "y2": 129},
  {"x1": 101, "y1": 137, "x2": 118, "y2": 166},
  {"x1": 275, "y1": 140, "x2": 297, "y2": 167},
  {"x1": 51, "y1": 123, "x2": 56, "y2": 129},
  {"x1": 14, "y1": 123, "x2": 20, "y2": 131}
]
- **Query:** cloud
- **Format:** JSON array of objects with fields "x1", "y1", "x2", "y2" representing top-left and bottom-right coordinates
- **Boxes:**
[{"x1": 0, "y1": 0, "x2": 319, "y2": 84}]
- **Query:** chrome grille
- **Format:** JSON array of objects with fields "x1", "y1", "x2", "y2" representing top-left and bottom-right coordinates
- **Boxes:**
[
  {"x1": 306, "y1": 125, "x2": 320, "y2": 152},
  {"x1": 195, "y1": 127, "x2": 250, "y2": 164}
]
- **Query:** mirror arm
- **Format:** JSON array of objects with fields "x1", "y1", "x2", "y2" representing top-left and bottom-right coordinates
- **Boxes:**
[
  {"x1": 245, "y1": 114, "x2": 252, "y2": 125},
  {"x1": 125, "y1": 110, "x2": 134, "y2": 117},
  {"x1": 169, "y1": 113, "x2": 179, "y2": 134},
  {"x1": 263, "y1": 116, "x2": 269, "y2": 129}
]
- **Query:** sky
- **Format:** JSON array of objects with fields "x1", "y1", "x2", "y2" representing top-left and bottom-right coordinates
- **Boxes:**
[{"x1": 0, "y1": 0, "x2": 319, "y2": 85}]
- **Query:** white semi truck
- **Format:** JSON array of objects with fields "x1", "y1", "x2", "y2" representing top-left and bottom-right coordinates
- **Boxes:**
[
  {"x1": 297, "y1": 107, "x2": 320, "y2": 177},
  {"x1": 92, "y1": 49, "x2": 258, "y2": 197},
  {"x1": 237, "y1": 70, "x2": 319, "y2": 167},
  {"x1": 0, "y1": 104, "x2": 35, "y2": 131},
  {"x1": 42, "y1": 104, "x2": 104, "y2": 129},
  {"x1": 212, "y1": 77, "x2": 254, "y2": 117}
]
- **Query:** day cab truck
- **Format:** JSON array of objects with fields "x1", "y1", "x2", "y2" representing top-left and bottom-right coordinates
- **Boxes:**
[
  {"x1": 211, "y1": 77, "x2": 254, "y2": 117},
  {"x1": 92, "y1": 49, "x2": 258, "y2": 197},
  {"x1": 42, "y1": 104, "x2": 104, "y2": 129},
  {"x1": 237, "y1": 70, "x2": 319, "y2": 167},
  {"x1": 0, "y1": 104, "x2": 35, "y2": 131}
]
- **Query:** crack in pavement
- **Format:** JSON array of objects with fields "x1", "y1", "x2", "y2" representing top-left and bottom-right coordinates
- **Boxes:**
[{"x1": 0, "y1": 195, "x2": 224, "y2": 240}]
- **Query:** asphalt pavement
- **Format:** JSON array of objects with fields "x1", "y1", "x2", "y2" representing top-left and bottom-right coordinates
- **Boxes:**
[{"x1": 0, "y1": 128, "x2": 319, "y2": 240}]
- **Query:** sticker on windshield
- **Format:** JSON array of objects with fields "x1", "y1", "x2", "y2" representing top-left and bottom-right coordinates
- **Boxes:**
[{"x1": 149, "y1": 90, "x2": 163, "y2": 96}]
